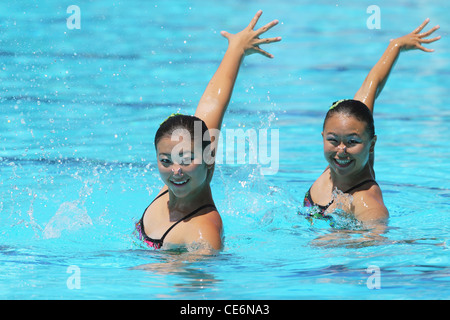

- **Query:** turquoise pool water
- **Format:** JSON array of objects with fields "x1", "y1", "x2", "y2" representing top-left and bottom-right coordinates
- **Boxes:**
[{"x1": 1, "y1": 0, "x2": 449, "y2": 300}]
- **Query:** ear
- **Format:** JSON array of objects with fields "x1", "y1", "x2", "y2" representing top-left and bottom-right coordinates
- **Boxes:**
[
  {"x1": 370, "y1": 135, "x2": 377, "y2": 153},
  {"x1": 206, "y1": 162, "x2": 216, "y2": 184},
  {"x1": 203, "y1": 146, "x2": 215, "y2": 166}
]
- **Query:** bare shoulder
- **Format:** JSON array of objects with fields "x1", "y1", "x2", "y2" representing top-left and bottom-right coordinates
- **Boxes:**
[
  {"x1": 143, "y1": 186, "x2": 169, "y2": 222},
  {"x1": 351, "y1": 183, "x2": 389, "y2": 222},
  {"x1": 185, "y1": 209, "x2": 223, "y2": 251},
  {"x1": 310, "y1": 167, "x2": 332, "y2": 196}
]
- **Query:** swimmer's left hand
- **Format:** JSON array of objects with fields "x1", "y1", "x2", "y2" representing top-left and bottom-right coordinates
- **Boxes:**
[{"x1": 391, "y1": 18, "x2": 441, "y2": 52}]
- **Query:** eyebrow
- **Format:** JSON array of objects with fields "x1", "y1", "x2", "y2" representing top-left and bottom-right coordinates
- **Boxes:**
[
  {"x1": 326, "y1": 132, "x2": 361, "y2": 137},
  {"x1": 158, "y1": 151, "x2": 194, "y2": 157}
]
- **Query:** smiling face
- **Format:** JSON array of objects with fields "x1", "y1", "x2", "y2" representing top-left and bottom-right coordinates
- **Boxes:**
[
  {"x1": 156, "y1": 135, "x2": 211, "y2": 198},
  {"x1": 322, "y1": 114, "x2": 376, "y2": 177}
]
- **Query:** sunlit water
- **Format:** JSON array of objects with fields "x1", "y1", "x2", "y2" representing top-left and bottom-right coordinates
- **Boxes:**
[{"x1": 1, "y1": 0, "x2": 449, "y2": 299}]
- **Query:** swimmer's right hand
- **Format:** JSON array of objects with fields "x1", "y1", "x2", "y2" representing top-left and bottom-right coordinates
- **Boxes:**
[
  {"x1": 391, "y1": 18, "x2": 440, "y2": 53},
  {"x1": 220, "y1": 10, "x2": 282, "y2": 58}
]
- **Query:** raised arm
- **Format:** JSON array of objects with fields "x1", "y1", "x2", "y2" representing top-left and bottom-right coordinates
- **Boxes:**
[
  {"x1": 194, "y1": 10, "x2": 281, "y2": 131},
  {"x1": 354, "y1": 18, "x2": 440, "y2": 113}
]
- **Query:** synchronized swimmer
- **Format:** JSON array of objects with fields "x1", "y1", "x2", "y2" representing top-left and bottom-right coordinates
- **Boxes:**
[
  {"x1": 304, "y1": 18, "x2": 440, "y2": 225},
  {"x1": 135, "y1": 11, "x2": 281, "y2": 252},
  {"x1": 135, "y1": 11, "x2": 440, "y2": 251}
]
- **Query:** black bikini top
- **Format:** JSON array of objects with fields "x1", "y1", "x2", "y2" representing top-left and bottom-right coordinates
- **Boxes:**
[
  {"x1": 136, "y1": 190, "x2": 216, "y2": 249},
  {"x1": 303, "y1": 179, "x2": 378, "y2": 215}
]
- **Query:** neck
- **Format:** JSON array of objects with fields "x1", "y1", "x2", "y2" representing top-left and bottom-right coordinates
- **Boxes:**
[
  {"x1": 167, "y1": 183, "x2": 214, "y2": 220},
  {"x1": 329, "y1": 163, "x2": 374, "y2": 192}
]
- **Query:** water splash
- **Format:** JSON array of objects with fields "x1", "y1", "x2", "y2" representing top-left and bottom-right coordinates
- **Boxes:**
[
  {"x1": 300, "y1": 187, "x2": 364, "y2": 230},
  {"x1": 42, "y1": 200, "x2": 93, "y2": 239},
  {"x1": 327, "y1": 188, "x2": 363, "y2": 229},
  {"x1": 42, "y1": 171, "x2": 96, "y2": 239}
]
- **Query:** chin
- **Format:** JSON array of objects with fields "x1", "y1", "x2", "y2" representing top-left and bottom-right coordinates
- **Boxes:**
[{"x1": 330, "y1": 163, "x2": 354, "y2": 175}]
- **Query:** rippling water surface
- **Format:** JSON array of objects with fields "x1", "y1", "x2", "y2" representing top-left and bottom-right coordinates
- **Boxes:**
[{"x1": 1, "y1": 0, "x2": 449, "y2": 299}]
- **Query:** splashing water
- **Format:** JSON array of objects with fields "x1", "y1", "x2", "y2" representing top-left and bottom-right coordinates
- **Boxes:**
[
  {"x1": 300, "y1": 187, "x2": 364, "y2": 230},
  {"x1": 326, "y1": 187, "x2": 364, "y2": 229},
  {"x1": 42, "y1": 200, "x2": 93, "y2": 239}
]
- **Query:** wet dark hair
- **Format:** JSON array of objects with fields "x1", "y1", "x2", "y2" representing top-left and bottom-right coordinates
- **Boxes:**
[
  {"x1": 154, "y1": 114, "x2": 212, "y2": 151},
  {"x1": 323, "y1": 99, "x2": 375, "y2": 139}
]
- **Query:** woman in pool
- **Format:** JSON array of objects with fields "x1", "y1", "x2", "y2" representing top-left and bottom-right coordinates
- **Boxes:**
[
  {"x1": 136, "y1": 11, "x2": 281, "y2": 251},
  {"x1": 304, "y1": 18, "x2": 440, "y2": 224}
]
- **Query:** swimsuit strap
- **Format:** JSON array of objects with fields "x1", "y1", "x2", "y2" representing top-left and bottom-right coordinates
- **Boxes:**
[
  {"x1": 343, "y1": 179, "x2": 378, "y2": 194},
  {"x1": 304, "y1": 179, "x2": 378, "y2": 215},
  {"x1": 137, "y1": 189, "x2": 169, "y2": 234},
  {"x1": 159, "y1": 204, "x2": 217, "y2": 243},
  {"x1": 149, "y1": 189, "x2": 169, "y2": 205},
  {"x1": 137, "y1": 190, "x2": 216, "y2": 247},
  {"x1": 305, "y1": 187, "x2": 333, "y2": 212}
]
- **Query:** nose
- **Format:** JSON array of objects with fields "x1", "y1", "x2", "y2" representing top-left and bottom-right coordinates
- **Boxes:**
[
  {"x1": 337, "y1": 143, "x2": 347, "y2": 155},
  {"x1": 171, "y1": 167, "x2": 183, "y2": 176}
]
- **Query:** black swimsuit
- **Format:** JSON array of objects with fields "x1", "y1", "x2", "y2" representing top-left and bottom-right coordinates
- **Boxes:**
[
  {"x1": 303, "y1": 179, "x2": 378, "y2": 216},
  {"x1": 135, "y1": 190, "x2": 217, "y2": 249}
]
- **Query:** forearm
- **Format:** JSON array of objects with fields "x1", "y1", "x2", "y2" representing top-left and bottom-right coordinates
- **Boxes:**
[
  {"x1": 354, "y1": 40, "x2": 401, "y2": 112},
  {"x1": 369, "y1": 41, "x2": 401, "y2": 96},
  {"x1": 195, "y1": 45, "x2": 245, "y2": 131},
  {"x1": 194, "y1": 11, "x2": 279, "y2": 133},
  {"x1": 354, "y1": 18, "x2": 440, "y2": 113}
]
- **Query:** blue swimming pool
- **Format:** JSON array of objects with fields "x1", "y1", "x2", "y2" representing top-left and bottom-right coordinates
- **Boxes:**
[{"x1": 1, "y1": 0, "x2": 449, "y2": 300}]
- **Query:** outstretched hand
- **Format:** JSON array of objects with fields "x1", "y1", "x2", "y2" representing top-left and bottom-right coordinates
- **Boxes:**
[
  {"x1": 220, "y1": 10, "x2": 281, "y2": 58},
  {"x1": 392, "y1": 18, "x2": 440, "y2": 52}
]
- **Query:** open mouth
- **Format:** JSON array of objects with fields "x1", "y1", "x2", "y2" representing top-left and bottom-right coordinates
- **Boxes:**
[
  {"x1": 170, "y1": 179, "x2": 190, "y2": 186},
  {"x1": 334, "y1": 158, "x2": 352, "y2": 168}
]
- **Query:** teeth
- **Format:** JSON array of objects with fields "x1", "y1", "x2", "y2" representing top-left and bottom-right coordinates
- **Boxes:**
[
  {"x1": 336, "y1": 159, "x2": 350, "y2": 165},
  {"x1": 171, "y1": 180, "x2": 188, "y2": 185}
]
